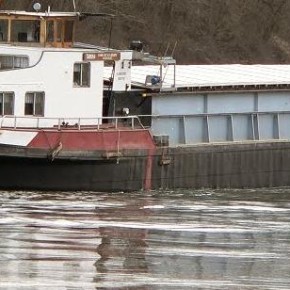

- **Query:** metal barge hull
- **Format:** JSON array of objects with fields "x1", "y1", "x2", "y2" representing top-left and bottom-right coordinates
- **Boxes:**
[
  {"x1": 153, "y1": 141, "x2": 290, "y2": 190},
  {"x1": 0, "y1": 153, "x2": 148, "y2": 192},
  {"x1": 1, "y1": 141, "x2": 290, "y2": 192}
]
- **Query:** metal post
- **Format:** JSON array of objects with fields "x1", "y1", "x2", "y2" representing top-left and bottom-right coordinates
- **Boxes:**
[
  {"x1": 174, "y1": 63, "x2": 176, "y2": 88},
  {"x1": 228, "y1": 115, "x2": 234, "y2": 141},
  {"x1": 274, "y1": 113, "x2": 280, "y2": 139},
  {"x1": 182, "y1": 116, "x2": 187, "y2": 144},
  {"x1": 108, "y1": 17, "x2": 113, "y2": 47},
  {"x1": 0, "y1": 115, "x2": 6, "y2": 128},
  {"x1": 72, "y1": 0, "x2": 76, "y2": 12},
  {"x1": 160, "y1": 64, "x2": 163, "y2": 89},
  {"x1": 253, "y1": 113, "x2": 260, "y2": 140},
  {"x1": 205, "y1": 115, "x2": 210, "y2": 143},
  {"x1": 117, "y1": 130, "x2": 120, "y2": 155}
]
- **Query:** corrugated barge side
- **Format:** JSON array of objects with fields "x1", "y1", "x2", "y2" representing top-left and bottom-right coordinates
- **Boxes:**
[
  {"x1": 1, "y1": 131, "x2": 290, "y2": 191},
  {"x1": 152, "y1": 141, "x2": 290, "y2": 190}
]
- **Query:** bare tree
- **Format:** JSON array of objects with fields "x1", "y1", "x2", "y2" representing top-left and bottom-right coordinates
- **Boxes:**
[{"x1": 3, "y1": 0, "x2": 290, "y2": 63}]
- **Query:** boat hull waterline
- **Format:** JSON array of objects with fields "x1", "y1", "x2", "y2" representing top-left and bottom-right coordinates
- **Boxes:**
[{"x1": 1, "y1": 130, "x2": 290, "y2": 192}]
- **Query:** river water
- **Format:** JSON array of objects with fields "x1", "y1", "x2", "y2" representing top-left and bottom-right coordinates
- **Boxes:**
[{"x1": 1, "y1": 188, "x2": 290, "y2": 289}]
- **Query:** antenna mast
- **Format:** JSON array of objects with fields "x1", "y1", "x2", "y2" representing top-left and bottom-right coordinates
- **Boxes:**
[{"x1": 72, "y1": 0, "x2": 76, "y2": 12}]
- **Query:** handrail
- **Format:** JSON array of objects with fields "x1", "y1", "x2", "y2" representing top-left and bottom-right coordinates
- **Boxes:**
[
  {"x1": 2, "y1": 111, "x2": 288, "y2": 131},
  {"x1": 0, "y1": 115, "x2": 6, "y2": 128},
  {"x1": 0, "y1": 115, "x2": 145, "y2": 130}
]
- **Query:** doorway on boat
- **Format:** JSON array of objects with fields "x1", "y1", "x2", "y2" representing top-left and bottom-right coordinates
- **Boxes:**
[{"x1": 102, "y1": 60, "x2": 115, "y2": 123}]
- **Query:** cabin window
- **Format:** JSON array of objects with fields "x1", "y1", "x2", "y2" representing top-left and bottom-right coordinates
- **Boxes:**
[
  {"x1": 0, "y1": 55, "x2": 29, "y2": 70},
  {"x1": 0, "y1": 92, "x2": 14, "y2": 115},
  {"x1": 56, "y1": 21, "x2": 63, "y2": 42},
  {"x1": 25, "y1": 92, "x2": 45, "y2": 116},
  {"x1": 0, "y1": 20, "x2": 8, "y2": 42},
  {"x1": 64, "y1": 21, "x2": 74, "y2": 42},
  {"x1": 11, "y1": 20, "x2": 41, "y2": 42},
  {"x1": 46, "y1": 21, "x2": 54, "y2": 42},
  {"x1": 73, "y1": 63, "x2": 90, "y2": 87}
]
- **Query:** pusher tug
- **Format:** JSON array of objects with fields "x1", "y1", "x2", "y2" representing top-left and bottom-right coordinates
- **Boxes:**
[{"x1": 1, "y1": 3, "x2": 290, "y2": 192}]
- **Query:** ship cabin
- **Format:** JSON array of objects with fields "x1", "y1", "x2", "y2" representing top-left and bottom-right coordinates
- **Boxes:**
[
  {"x1": 0, "y1": 10, "x2": 77, "y2": 48},
  {"x1": 0, "y1": 9, "x2": 133, "y2": 129}
]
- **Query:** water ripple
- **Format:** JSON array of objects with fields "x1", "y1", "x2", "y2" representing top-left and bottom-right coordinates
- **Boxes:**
[{"x1": 1, "y1": 189, "x2": 290, "y2": 289}]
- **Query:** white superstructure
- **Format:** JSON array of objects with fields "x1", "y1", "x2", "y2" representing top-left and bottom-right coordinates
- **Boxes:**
[
  {"x1": 0, "y1": 46, "x2": 104, "y2": 119},
  {"x1": 0, "y1": 9, "x2": 132, "y2": 127}
]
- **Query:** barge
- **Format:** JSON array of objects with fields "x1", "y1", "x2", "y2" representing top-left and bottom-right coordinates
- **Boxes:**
[{"x1": 1, "y1": 4, "x2": 290, "y2": 191}]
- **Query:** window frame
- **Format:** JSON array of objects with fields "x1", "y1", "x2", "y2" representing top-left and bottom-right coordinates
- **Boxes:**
[
  {"x1": 64, "y1": 20, "x2": 74, "y2": 42},
  {"x1": 0, "y1": 54, "x2": 29, "y2": 70},
  {"x1": 24, "y1": 92, "x2": 45, "y2": 116},
  {"x1": 73, "y1": 62, "x2": 91, "y2": 88},
  {"x1": 11, "y1": 19, "x2": 41, "y2": 43},
  {"x1": 0, "y1": 92, "x2": 14, "y2": 116},
  {"x1": 0, "y1": 19, "x2": 9, "y2": 42}
]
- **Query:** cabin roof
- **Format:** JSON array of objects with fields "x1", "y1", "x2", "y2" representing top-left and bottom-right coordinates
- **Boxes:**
[
  {"x1": 0, "y1": 10, "x2": 79, "y2": 18},
  {"x1": 123, "y1": 64, "x2": 290, "y2": 92}
]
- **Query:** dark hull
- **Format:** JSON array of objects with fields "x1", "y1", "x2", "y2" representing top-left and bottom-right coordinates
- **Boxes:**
[
  {"x1": 1, "y1": 141, "x2": 290, "y2": 192},
  {"x1": 152, "y1": 142, "x2": 290, "y2": 189},
  {"x1": 0, "y1": 154, "x2": 148, "y2": 192}
]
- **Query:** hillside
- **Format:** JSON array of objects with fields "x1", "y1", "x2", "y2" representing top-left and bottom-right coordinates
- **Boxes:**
[{"x1": 2, "y1": 0, "x2": 290, "y2": 64}]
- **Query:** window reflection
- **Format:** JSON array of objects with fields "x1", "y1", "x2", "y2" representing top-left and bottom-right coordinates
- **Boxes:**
[
  {"x1": 56, "y1": 21, "x2": 63, "y2": 42},
  {"x1": 25, "y1": 92, "x2": 45, "y2": 116},
  {"x1": 0, "y1": 19, "x2": 8, "y2": 42},
  {"x1": 0, "y1": 55, "x2": 29, "y2": 70},
  {"x1": 11, "y1": 20, "x2": 41, "y2": 42},
  {"x1": 46, "y1": 21, "x2": 54, "y2": 42},
  {"x1": 64, "y1": 21, "x2": 74, "y2": 42},
  {"x1": 0, "y1": 92, "x2": 14, "y2": 115},
  {"x1": 73, "y1": 63, "x2": 90, "y2": 87}
]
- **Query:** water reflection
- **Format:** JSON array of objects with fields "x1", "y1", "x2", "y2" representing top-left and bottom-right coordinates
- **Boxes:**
[
  {"x1": 93, "y1": 196, "x2": 150, "y2": 289},
  {"x1": 95, "y1": 228, "x2": 149, "y2": 290},
  {"x1": 1, "y1": 189, "x2": 290, "y2": 289}
]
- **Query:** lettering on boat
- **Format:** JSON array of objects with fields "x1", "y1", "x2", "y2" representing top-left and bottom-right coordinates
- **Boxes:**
[{"x1": 83, "y1": 52, "x2": 121, "y2": 61}]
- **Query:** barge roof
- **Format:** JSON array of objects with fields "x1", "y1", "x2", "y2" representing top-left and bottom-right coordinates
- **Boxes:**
[{"x1": 128, "y1": 64, "x2": 290, "y2": 91}]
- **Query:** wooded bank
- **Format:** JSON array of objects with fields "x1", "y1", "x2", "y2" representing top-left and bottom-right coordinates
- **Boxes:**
[{"x1": 2, "y1": 0, "x2": 290, "y2": 64}]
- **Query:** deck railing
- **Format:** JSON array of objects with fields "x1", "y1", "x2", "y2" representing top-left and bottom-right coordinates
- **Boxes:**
[
  {"x1": 3, "y1": 111, "x2": 290, "y2": 145},
  {"x1": 0, "y1": 115, "x2": 145, "y2": 131}
]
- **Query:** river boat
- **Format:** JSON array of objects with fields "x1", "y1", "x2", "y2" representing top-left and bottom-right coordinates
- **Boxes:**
[{"x1": 1, "y1": 4, "x2": 290, "y2": 192}]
